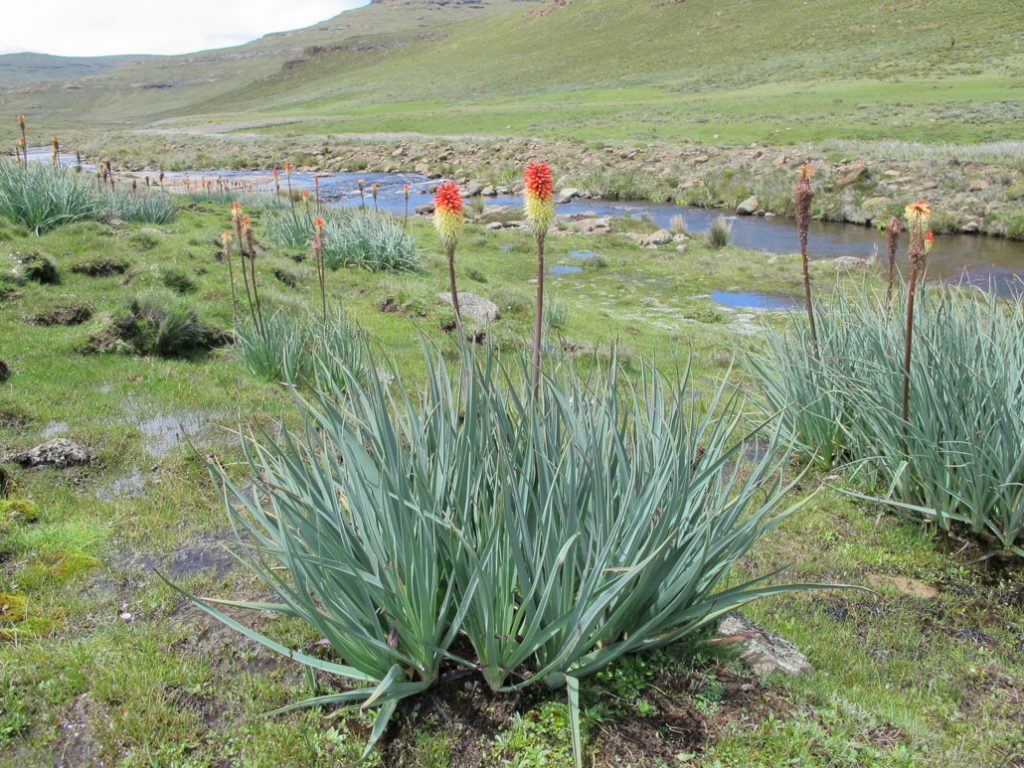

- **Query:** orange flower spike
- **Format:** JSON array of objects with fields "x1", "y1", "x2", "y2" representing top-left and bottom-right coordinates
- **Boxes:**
[
  {"x1": 523, "y1": 162, "x2": 555, "y2": 238},
  {"x1": 231, "y1": 201, "x2": 242, "y2": 222},
  {"x1": 301, "y1": 190, "x2": 309, "y2": 200},
  {"x1": 403, "y1": 183, "x2": 410, "y2": 199},
  {"x1": 272, "y1": 166, "x2": 278, "y2": 180},
  {"x1": 904, "y1": 199, "x2": 931, "y2": 231},
  {"x1": 924, "y1": 229, "x2": 935, "y2": 254},
  {"x1": 284, "y1": 161, "x2": 292, "y2": 177},
  {"x1": 314, "y1": 215, "x2": 325, "y2": 231},
  {"x1": 17, "y1": 114, "x2": 25, "y2": 132},
  {"x1": 240, "y1": 214, "x2": 251, "y2": 228},
  {"x1": 221, "y1": 230, "x2": 232, "y2": 246},
  {"x1": 433, "y1": 180, "x2": 463, "y2": 251}
]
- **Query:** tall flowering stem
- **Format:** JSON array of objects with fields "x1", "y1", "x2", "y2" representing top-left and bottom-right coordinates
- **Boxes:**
[
  {"x1": 403, "y1": 183, "x2": 410, "y2": 229},
  {"x1": 272, "y1": 166, "x2": 280, "y2": 197},
  {"x1": 285, "y1": 161, "x2": 294, "y2": 212},
  {"x1": 885, "y1": 216, "x2": 900, "y2": 308},
  {"x1": 434, "y1": 181, "x2": 464, "y2": 333},
  {"x1": 371, "y1": 183, "x2": 379, "y2": 212},
  {"x1": 524, "y1": 162, "x2": 555, "y2": 397},
  {"x1": 901, "y1": 199, "x2": 931, "y2": 423},
  {"x1": 794, "y1": 162, "x2": 818, "y2": 358},
  {"x1": 357, "y1": 178, "x2": 366, "y2": 209},
  {"x1": 16, "y1": 115, "x2": 27, "y2": 166},
  {"x1": 51, "y1": 135, "x2": 60, "y2": 167},
  {"x1": 313, "y1": 215, "x2": 327, "y2": 323},
  {"x1": 232, "y1": 203, "x2": 260, "y2": 335},
  {"x1": 314, "y1": 176, "x2": 321, "y2": 212},
  {"x1": 221, "y1": 231, "x2": 238, "y2": 323}
]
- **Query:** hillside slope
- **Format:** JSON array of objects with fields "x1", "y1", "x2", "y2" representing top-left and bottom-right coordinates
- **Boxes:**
[
  {"x1": 2, "y1": 0, "x2": 1022, "y2": 145},
  {"x1": 0, "y1": 52, "x2": 149, "y2": 84}
]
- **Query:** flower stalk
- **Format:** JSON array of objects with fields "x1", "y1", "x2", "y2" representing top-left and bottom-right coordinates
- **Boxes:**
[
  {"x1": 16, "y1": 115, "x2": 27, "y2": 166},
  {"x1": 313, "y1": 215, "x2": 327, "y2": 323},
  {"x1": 794, "y1": 162, "x2": 818, "y2": 358},
  {"x1": 524, "y1": 162, "x2": 556, "y2": 397},
  {"x1": 885, "y1": 216, "x2": 900, "y2": 308},
  {"x1": 221, "y1": 230, "x2": 237, "y2": 324}
]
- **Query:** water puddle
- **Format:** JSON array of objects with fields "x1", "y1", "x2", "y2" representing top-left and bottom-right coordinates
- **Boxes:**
[
  {"x1": 42, "y1": 421, "x2": 68, "y2": 438},
  {"x1": 711, "y1": 290, "x2": 801, "y2": 311},
  {"x1": 96, "y1": 467, "x2": 145, "y2": 502},
  {"x1": 569, "y1": 250, "x2": 599, "y2": 259},
  {"x1": 137, "y1": 410, "x2": 214, "y2": 458},
  {"x1": 550, "y1": 265, "x2": 583, "y2": 275}
]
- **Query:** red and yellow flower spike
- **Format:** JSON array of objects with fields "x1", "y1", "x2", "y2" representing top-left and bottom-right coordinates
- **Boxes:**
[
  {"x1": 433, "y1": 181, "x2": 464, "y2": 252},
  {"x1": 904, "y1": 199, "x2": 931, "y2": 231},
  {"x1": 924, "y1": 229, "x2": 934, "y2": 254},
  {"x1": 284, "y1": 160, "x2": 292, "y2": 177},
  {"x1": 523, "y1": 162, "x2": 555, "y2": 238},
  {"x1": 231, "y1": 200, "x2": 242, "y2": 223}
]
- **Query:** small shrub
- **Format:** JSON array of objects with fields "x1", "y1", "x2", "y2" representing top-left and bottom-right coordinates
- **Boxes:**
[
  {"x1": 489, "y1": 286, "x2": 534, "y2": 317},
  {"x1": 12, "y1": 253, "x2": 60, "y2": 285},
  {"x1": 706, "y1": 216, "x2": 732, "y2": 249},
  {"x1": 466, "y1": 267, "x2": 488, "y2": 284},
  {"x1": 273, "y1": 267, "x2": 300, "y2": 289},
  {"x1": 161, "y1": 267, "x2": 197, "y2": 294}
]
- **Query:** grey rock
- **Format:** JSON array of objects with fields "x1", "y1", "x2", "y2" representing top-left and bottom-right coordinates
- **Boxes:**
[
  {"x1": 834, "y1": 163, "x2": 868, "y2": 187},
  {"x1": 481, "y1": 185, "x2": 497, "y2": 196},
  {"x1": 2, "y1": 438, "x2": 94, "y2": 468},
  {"x1": 415, "y1": 203, "x2": 435, "y2": 215},
  {"x1": 736, "y1": 195, "x2": 759, "y2": 215},
  {"x1": 717, "y1": 612, "x2": 813, "y2": 676},
  {"x1": 833, "y1": 256, "x2": 870, "y2": 270},
  {"x1": 438, "y1": 292, "x2": 500, "y2": 324}
]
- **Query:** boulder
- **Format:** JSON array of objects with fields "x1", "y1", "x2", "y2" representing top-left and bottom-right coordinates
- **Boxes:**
[
  {"x1": 415, "y1": 203, "x2": 435, "y2": 215},
  {"x1": 717, "y1": 612, "x2": 813, "y2": 676},
  {"x1": 438, "y1": 292, "x2": 500, "y2": 325},
  {"x1": 559, "y1": 187, "x2": 580, "y2": 200},
  {"x1": 481, "y1": 185, "x2": 497, "y2": 196},
  {"x1": 2, "y1": 439, "x2": 93, "y2": 468},
  {"x1": 834, "y1": 163, "x2": 868, "y2": 187},
  {"x1": 736, "y1": 195, "x2": 759, "y2": 215},
  {"x1": 832, "y1": 256, "x2": 870, "y2": 270}
]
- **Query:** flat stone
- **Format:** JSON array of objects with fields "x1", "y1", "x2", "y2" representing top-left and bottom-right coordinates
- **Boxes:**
[
  {"x1": 717, "y1": 611, "x2": 813, "y2": 676},
  {"x1": 438, "y1": 292, "x2": 500, "y2": 324},
  {"x1": 2, "y1": 438, "x2": 93, "y2": 468}
]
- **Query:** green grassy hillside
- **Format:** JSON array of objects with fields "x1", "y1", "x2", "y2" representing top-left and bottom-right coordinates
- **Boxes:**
[
  {"x1": 2, "y1": 0, "x2": 1022, "y2": 145},
  {"x1": 0, "y1": 53, "x2": 149, "y2": 85}
]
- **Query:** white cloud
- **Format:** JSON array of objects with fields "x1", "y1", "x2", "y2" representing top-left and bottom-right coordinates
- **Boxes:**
[{"x1": 1, "y1": 1, "x2": 370, "y2": 57}]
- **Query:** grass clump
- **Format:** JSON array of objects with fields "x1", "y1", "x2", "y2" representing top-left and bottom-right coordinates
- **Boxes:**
[
  {"x1": 85, "y1": 288, "x2": 227, "y2": 358},
  {"x1": 70, "y1": 257, "x2": 129, "y2": 277},
  {"x1": 706, "y1": 216, "x2": 732, "y2": 249},
  {"x1": 266, "y1": 208, "x2": 418, "y2": 273},
  {"x1": 11, "y1": 252, "x2": 60, "y2": 285},
  {"x1": 107, "y1": 191, "x2": 178, "y2": 224},
  {"x1": 236, "y1": 311, "x2": 367, "y2": 387},
  {"x1": 752, "y1": 286, "x2": 1024, "y2": 556},
  {"x1": 161, "y1": 267, "x2": 197, "y2": 294},
  {"x1": 182, "y1": 346, "x2": 810, "y2": 764}
]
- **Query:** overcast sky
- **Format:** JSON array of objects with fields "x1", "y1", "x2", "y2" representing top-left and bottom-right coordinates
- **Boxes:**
[{"x1": 1, "y1": 1, "x2": 370, "y2": 57}]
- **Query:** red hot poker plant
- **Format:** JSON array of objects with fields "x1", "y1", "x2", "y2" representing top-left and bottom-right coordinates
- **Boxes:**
[
  {"x1": 885, "y1": 216, "x2": 901, "y2": 307},
  {"x1": 313, "y1": 215, "x2": 327, "y2": 323},
  {"x1": 434, "y1": 181, "x2": 464, "y2": 331},
  {"x1": 524, "y1": 162, "x2": 556, "y2": 397},
  {"x1": 901, "y1": 199, "x2": 932, "y2": 423}
]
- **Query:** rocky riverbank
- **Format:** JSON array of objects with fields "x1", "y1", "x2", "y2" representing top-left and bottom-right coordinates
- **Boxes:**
[{"x1": 80, "y1": 131, "x2": 1024, "y2": 239}]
